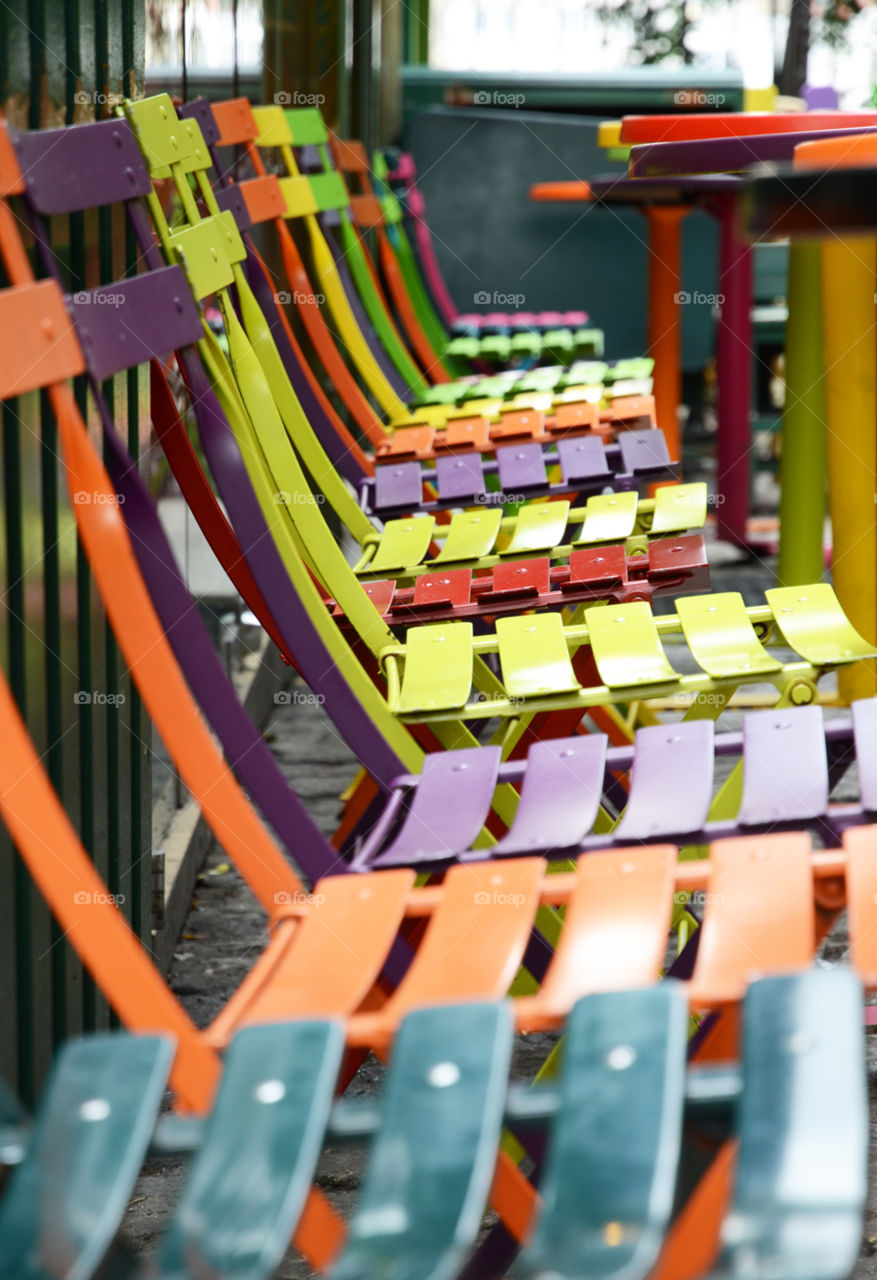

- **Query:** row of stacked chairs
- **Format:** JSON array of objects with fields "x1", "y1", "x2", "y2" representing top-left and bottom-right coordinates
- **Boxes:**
[{"x1": 0, "y1": 92, "x2": 874, "y2": 1279}]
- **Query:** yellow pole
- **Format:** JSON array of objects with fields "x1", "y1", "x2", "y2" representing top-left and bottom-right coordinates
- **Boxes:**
[{"x1": 821, "y1": 237, "x2": 877, "y2": 702}]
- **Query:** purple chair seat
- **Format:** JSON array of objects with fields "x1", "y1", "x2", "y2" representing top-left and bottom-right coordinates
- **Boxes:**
[{"x1": 355, "y1": 701, "x2": 877, "y2": 872}]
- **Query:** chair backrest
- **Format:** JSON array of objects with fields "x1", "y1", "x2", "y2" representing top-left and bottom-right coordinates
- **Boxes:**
[
  {"x1": 1, "y1": 973, "x2": 867, "y2": 1280},
  {"x1": 247, "y1": 101, "x2": 417, "y2": 418},
  {"x1": 182, "y1": 95, "x2": 377, "y2": 478}
]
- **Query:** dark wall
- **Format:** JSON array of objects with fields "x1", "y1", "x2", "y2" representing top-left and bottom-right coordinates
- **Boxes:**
[{"x1": 406, "y1": 105, "x2": 721, "y2": 369}]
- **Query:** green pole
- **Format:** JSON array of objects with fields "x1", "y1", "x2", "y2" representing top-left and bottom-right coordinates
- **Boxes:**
[{"x1": 777, "y1": 241, "x2": 827, "y2": 586}]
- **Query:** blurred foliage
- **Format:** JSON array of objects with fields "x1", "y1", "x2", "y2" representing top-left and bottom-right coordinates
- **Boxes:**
[
  {"x1": 812, "y1": 0, "x2": 870, "y2": 50},
  {"x1": 597, "y1": 0, "x2": 695, "y2": 64}
]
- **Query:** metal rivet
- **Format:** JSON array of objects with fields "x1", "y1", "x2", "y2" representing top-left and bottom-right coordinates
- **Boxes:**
[
  {"x1": 604, "y1": 1222, "x2": 624, "y2": 1248},
  {"x1": 41, "y1": 318, "x2": 54, "y2": 338},
  {"x1": 428, "y1": 1062, "x2": 460, "y2": 1088},
  {"x1": 606, "y1": 1045, "x2": 636, "y2": 1070},
  {"x1": 620, "y1": 861, "x2": 636, "y2": 874},
  {"x1": 255, "y1": 1079, "x2": 286, "y2": 1104},
  {"x1": 452, "y1": 762, "x2": 468, "y2": 772},
  {"x1": 80, "y1": 1099, "x2": 110, "y2": 1122},
  {"x1": 787, "y1": 1031, "x2": 815, "y2": 1055}
]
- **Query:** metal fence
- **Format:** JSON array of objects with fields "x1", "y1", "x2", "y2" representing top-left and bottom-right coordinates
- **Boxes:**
[{"x1": 0, "y1": 0, "x2": 150, "y2": 1103}]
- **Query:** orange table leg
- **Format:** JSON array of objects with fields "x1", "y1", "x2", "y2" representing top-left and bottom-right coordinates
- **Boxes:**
[{"x1": 646, "y1": 204, "x2": 690, "y2": 469}]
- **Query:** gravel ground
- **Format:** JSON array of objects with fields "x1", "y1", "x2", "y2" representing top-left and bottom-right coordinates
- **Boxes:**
[{"x1": 122, "y1": 524, "x2": 877, "y2": 1277}]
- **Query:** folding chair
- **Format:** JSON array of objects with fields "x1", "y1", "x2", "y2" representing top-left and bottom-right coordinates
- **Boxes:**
[{"x1": 0, "y1": 972, "x2": 865, "y2": 1280}]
